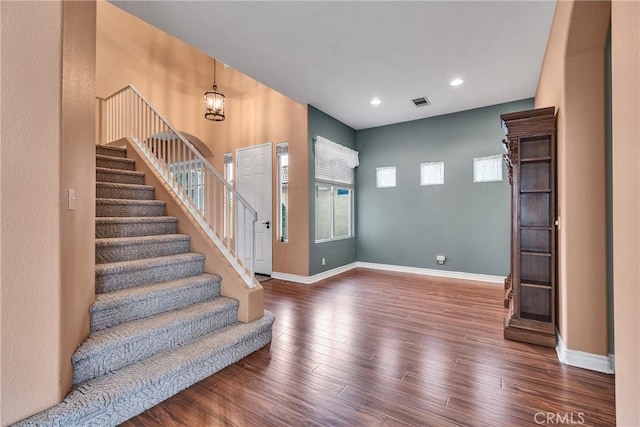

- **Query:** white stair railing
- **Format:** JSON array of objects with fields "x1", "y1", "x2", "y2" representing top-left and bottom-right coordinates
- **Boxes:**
[{"x1": 102, "y1": 84, "x2": 258, "y2": 288}]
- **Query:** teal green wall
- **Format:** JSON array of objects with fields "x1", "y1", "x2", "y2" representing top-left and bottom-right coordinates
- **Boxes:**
[
  {"x1": 307, "y1": 99, "x2": 536, "y2": 277},
  {"x1": 308, "y1": 105, "x2": 357, "y2": 275},
  {"x1": 355, "y1": 99, "x2": 534, "y2": 276}
]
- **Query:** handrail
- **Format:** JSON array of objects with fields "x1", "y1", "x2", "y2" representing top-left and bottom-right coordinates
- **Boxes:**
[{"x1": 102, "y1": 84, "x2": 259, "y2": 288}]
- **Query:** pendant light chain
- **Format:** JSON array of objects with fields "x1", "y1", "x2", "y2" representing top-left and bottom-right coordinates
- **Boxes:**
[{"x1": 213, "y1": 59, "x2": 217, "y2": 88}]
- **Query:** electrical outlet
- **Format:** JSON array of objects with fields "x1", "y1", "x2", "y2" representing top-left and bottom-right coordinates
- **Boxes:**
[
  {"x1": 436, "y1": 255, "x2": 446, "y2": 265},
  {"x1": 322, "y1": 258, "x2": 326, "y2": 266}
]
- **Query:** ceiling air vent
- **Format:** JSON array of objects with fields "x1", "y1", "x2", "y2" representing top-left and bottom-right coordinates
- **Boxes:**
[{"x1": 412, "y1": 97, "x2": 431, "y2": 107}]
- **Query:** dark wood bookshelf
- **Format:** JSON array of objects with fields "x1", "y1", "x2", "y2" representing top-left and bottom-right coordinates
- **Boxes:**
[{"x1": 501, "y1": 107, "x2": 557, "y2": 348}]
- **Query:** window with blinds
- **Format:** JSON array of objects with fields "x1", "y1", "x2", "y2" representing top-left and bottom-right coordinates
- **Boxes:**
[
  {"x1": 376, "y1": 167, "x2": 397, "y2": 188},
  {"x1": 473, "y1": 155, "x2": 503, "y2": 182},
  {"x1": 420, "y1": 161, "x2": 445, "y2": 186},
  {"x1": 314, "y1": 136, "x2": 358, "y2": 243},
  {"x1": 315, "y1": 154, "x2": 354, "y2": 185}
]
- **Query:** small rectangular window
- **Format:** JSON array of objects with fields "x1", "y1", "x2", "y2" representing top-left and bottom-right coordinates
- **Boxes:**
[
  {"x1": 474, "y1": 155, "x2": 503, "y2": 182},
  {"x1": 276, "y1": 142, "x2": 289, "y2": 242},
  {"x1": 376, "y1": 166, "x2": 396, "y2": 188},
  {"x1": 420, "y1": 161, "x2": 445, "y2": 186}
]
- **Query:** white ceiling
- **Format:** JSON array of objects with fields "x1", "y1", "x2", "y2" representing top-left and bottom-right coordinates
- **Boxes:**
[{"x1": 111, "y1": 1, "x2": 556, "y2": 130}]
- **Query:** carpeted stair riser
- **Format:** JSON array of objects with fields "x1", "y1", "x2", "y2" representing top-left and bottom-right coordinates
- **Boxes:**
[
  {"x1": 97, "y1": 167, "x2": 145, "y2": 185},
  {"x1": 12, "y1": 144, "x2": 276, "y2": 425},
  {"x1": 90, "y1": 274, "x2": 222, "y2": 331},
  {"x1": 15, "y1": 312, "x2": 275, "y2": 427},
  {"x1": 96, "y1": 199, "x2": 166, "y2": 217},
  {"x1": 96, "y1": 155, "x2": 136, "y2": 171},
  {"x1": 96, "y1": 217, "x2": 178, "y2": 238},
  {"x1": 73, "y1": 298, "x2": 239, "y2": 384},
  {"x1": 96, "y1": 145, "x2": 127, "y2": 158},
  {"x1": 95, "y1": 253, "x2": 205, "y2": 293},
  {"x1": 97, "y1": 183, "x2": 155, "y2": 200},
  {"x1": 96, "y1": 234, "x2": 191, "y2": 264}
]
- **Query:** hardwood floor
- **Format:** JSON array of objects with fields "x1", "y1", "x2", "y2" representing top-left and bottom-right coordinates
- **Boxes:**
[{"x1": 123, "y1": 268, "x2": 616, "y2": 427}]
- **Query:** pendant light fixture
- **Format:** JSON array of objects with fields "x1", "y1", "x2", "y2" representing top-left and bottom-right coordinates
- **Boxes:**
[{"x1": 204, "y1": 58, "x2": 226, "y2": 121}]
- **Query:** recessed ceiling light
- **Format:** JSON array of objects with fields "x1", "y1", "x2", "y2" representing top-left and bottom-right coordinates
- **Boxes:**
[
  {"x1": 371, "y1": 98, "x2": 381, "y2": 105},
  {"x1": 450, "y1": 78, "x2": 464, "y2": 87}
]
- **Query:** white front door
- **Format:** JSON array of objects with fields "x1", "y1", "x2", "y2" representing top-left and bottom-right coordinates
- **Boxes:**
[{"x1": 236, "y1": 143, "x2": 272, "y2": 275}]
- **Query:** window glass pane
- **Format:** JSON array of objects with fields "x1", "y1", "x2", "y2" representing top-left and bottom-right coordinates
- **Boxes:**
[
  {"x1": 420, "y1": 161, "x2": 444, "y2": 186},
  {"x1": 376, "y1": 167, "x2": 396, "y2": 188},
  {"x1": 315, "y1": 184, "x2": 332, "y2": 241},
  {"x1": 333, "y1": 188, "x2": 352, "y2": 238},
  {"x1": 473, "y1": 155, "x2": 503, "y2": 182},
  {"x1": 278, "y1": 148, "x2": 289, "y2": 242}
]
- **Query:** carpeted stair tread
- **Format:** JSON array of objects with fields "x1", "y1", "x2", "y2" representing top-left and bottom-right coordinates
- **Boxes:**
[
  {"x1": 96, "y1": 182, "x2": 154, "y2": 191},
  {"x1": 96, "y1": 216, "x2": 177, "y2": 225},
  {"x1": 96, "y1": 145, "x2": 127, "y2": 158},
  {"x1": 96, "y1": 198, "x2": 166, "y2": 217},
  {"x1": 77, "y1": 296, "x2": 236, "y2": 362},
  {"x1": 96, "y1": 216, "x2": 178, "y2": 238},
  {"x1": 96, "y1": 154, "x2": 136, "y2": 171},
  {"x1": 95, "y1": 253, "x2": 205, "y2": 293},
  {"x1": 95, "y1": 234, "x2": 189, "y2": 247},
  {"x1": 96, "y1": 167, "x2": 145, "y2": 185},
  {"x1": 95, "y1": 234, "x2": 191, "y2": 264},
  {"x1": 15, "y1": 311, "x2": 275, "y2": 426},
  {"x1": 96, "y1": 182, "x2": 155, "y2": 200},
  {"x1": 91, "y1": 273, "x2": 222, "y2": 331},
  {"x1": 73, "y1": 297, "x2": 239, "y2": 384}
]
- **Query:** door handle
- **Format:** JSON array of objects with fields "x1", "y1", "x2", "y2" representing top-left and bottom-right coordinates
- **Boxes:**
[{"x1": 262, "y1": 221, "x2": 270, "y2": 229}]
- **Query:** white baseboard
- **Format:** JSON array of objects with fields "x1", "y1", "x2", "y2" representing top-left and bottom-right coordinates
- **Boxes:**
[
  {"x1": 556, "y1": 332, "x2": 615, "y2": 374},
  {"x1": 272, "y1": 262, "x2": 358, "y2": 285},
  {"x1": 272, "y1": 261, "x2": 504, "y2": 286},
  {"x1": 356, "y1": 262, "x2": 504, "y2": 285},
  {"x1": 608, "y1": 353, "x2": 615, "y2": 371}
]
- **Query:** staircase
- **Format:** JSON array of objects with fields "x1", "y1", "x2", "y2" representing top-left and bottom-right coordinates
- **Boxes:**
[{"x1": 16, "y1": 145, "x2": 274, "y2": 426}]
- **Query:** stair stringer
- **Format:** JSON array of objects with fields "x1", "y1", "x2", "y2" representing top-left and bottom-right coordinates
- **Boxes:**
[{"x1": 107, "y1": 138, "x2": 264, "y2": 323}]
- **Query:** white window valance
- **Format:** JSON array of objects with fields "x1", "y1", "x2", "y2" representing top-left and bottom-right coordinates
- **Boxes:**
[
  {"x1": 315, "y1": 136, "x2": 359, "y2": 168},
  {"x1": 315, "y1": 136, "x2": 359, "y2": 185}
]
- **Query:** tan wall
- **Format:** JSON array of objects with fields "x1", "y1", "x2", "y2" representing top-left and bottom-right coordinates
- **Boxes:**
[
  {"x1": 120, "y1": 139, "x2": 264, "y2": 322},
  {"x1": 0, "y1": 2, "x2": 64, "y2": 424},
  {"x1": 533, "y1": 0, "x2": 571, "y2": 343},
  {"x1": 534, "y1": 0, "x2": 609, "y2": 356},
  {"x1": 60, "y1": 0, "x2": 97, "y2": 400},
  {"x1": 0, "y1": 30, "x2": 2, "y2": 423},
  {"x1": 612, "y1": 1, "x2": 640, "y2": 424},
  {"x1": 97, "y1": 2, "x2": 309, "y2": 276},
  {"x1": 208, "y1": 86, "x2": 309, "y2": 276}
]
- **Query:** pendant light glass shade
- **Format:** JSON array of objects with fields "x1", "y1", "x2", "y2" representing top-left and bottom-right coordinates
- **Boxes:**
[{"x1": 205, "y1": 59, "x2": 225, "y2": 121}]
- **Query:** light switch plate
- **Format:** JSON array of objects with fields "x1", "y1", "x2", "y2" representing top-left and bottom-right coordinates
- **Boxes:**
[{"x1": 68, "y1": 189, "x2": 76, "y2": 210}]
